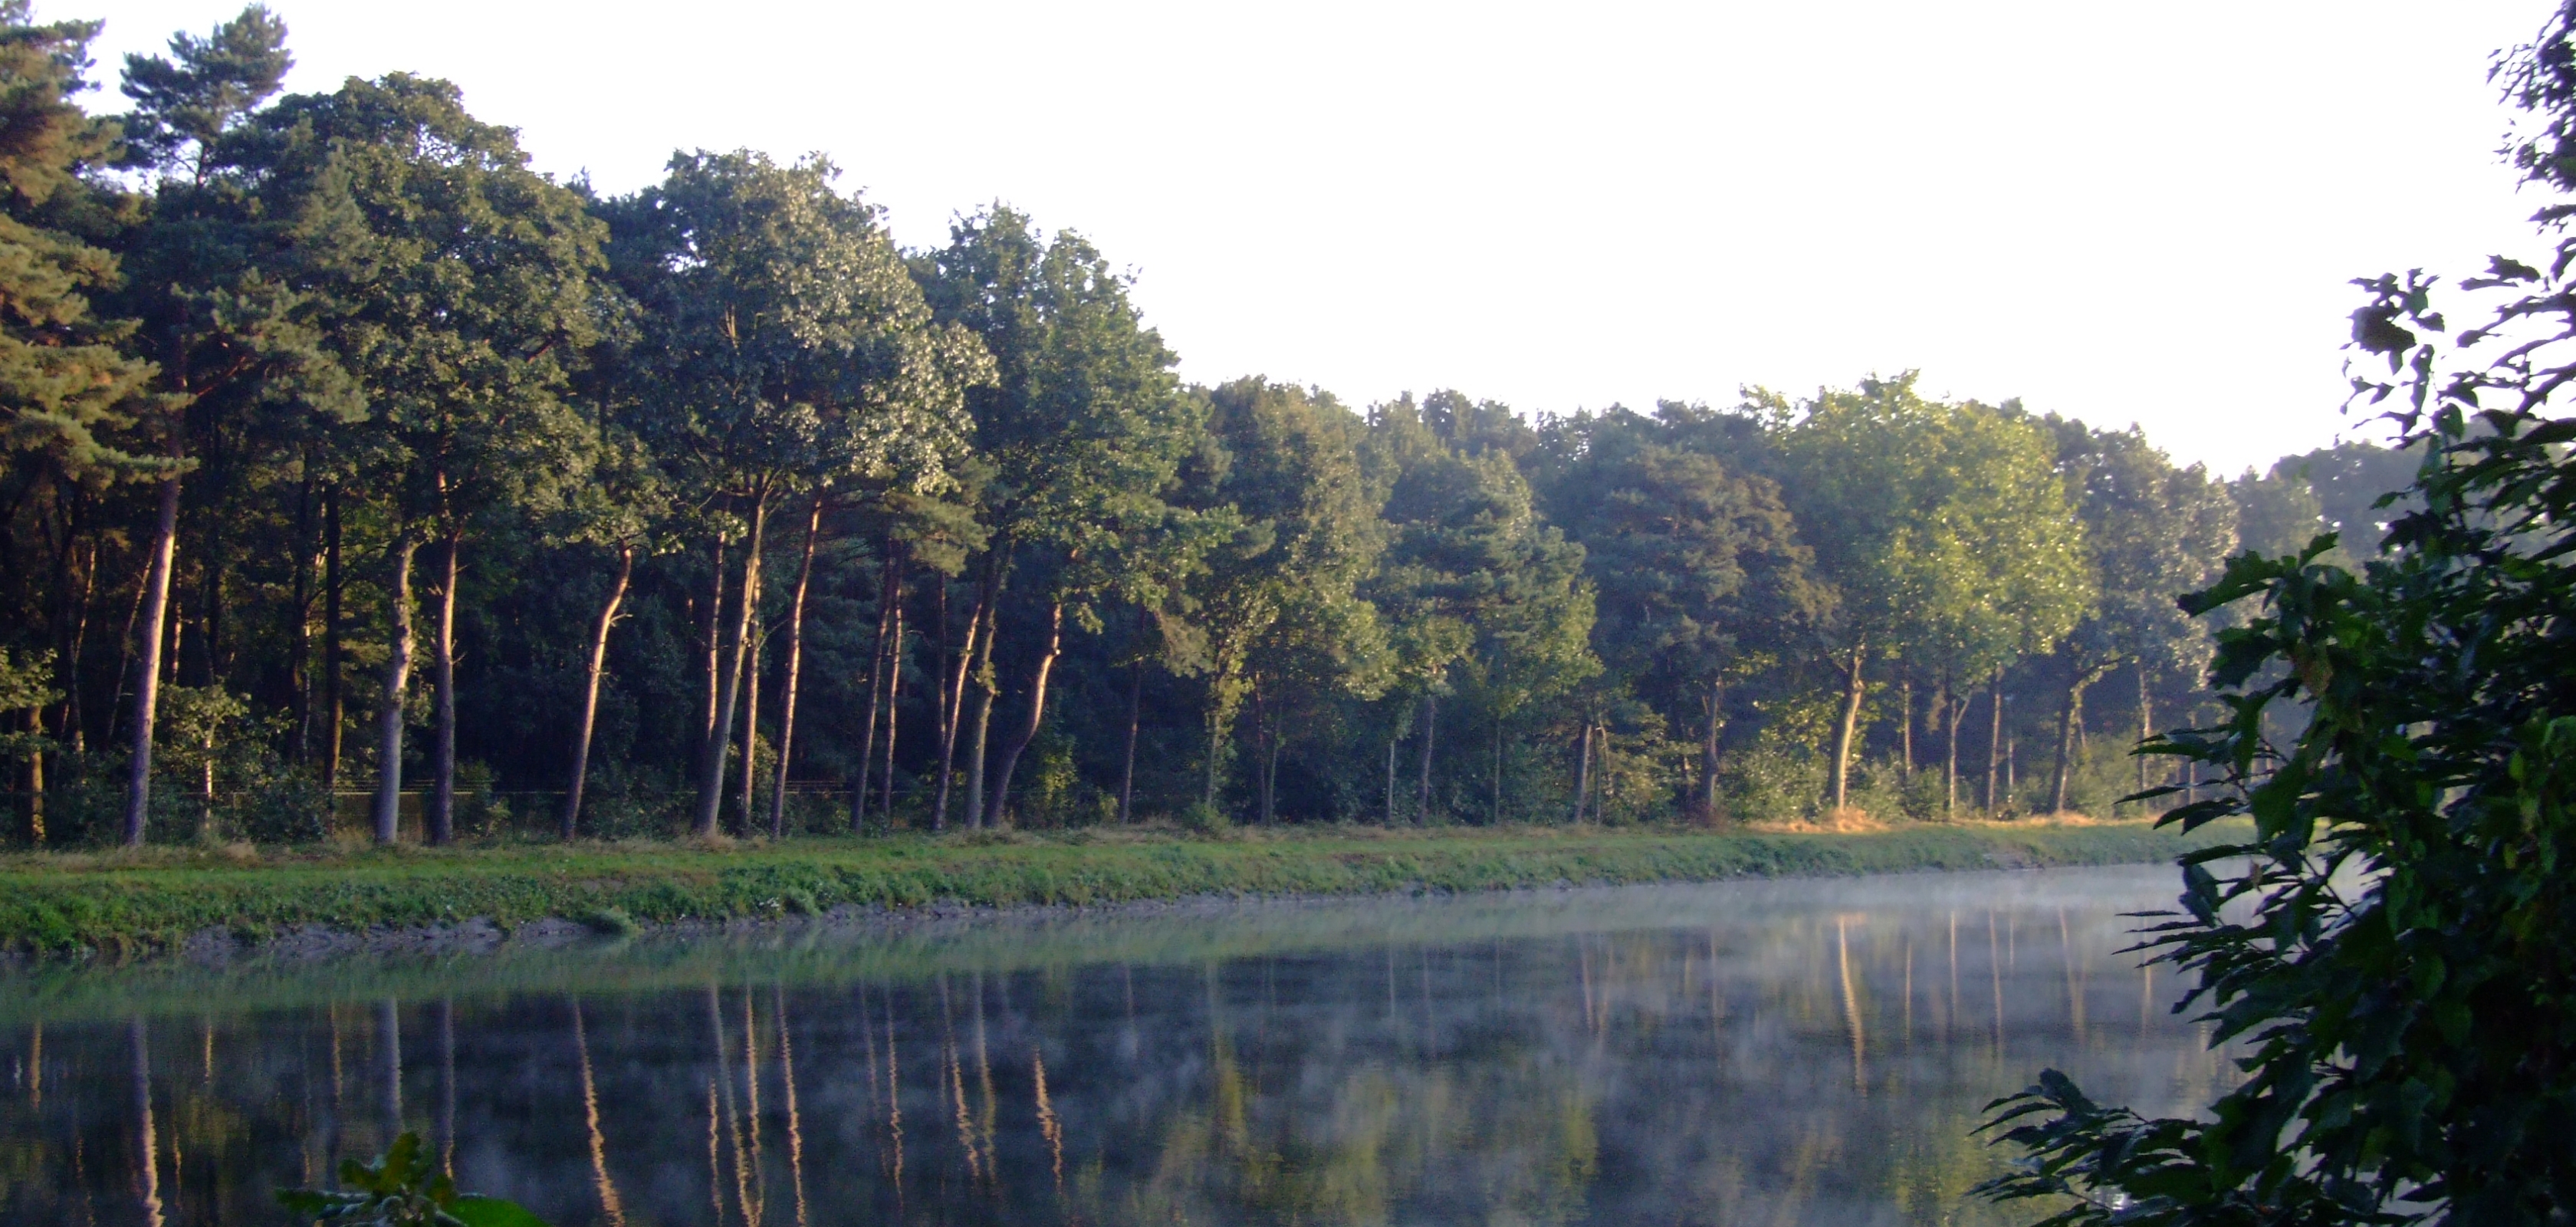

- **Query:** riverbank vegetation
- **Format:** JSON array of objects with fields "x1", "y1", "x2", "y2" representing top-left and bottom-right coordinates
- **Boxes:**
[
  {"x1": 0, "y1": 3, "x2": 2421, "y2": 849},
  {"x1": 0, "y1": 819, "x2": 2229, "y2": 956}
]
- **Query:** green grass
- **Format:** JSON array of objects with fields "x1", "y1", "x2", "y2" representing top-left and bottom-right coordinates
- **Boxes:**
[{"x1": 0, "y1": 819, "x2": 2232, "y2": 958}]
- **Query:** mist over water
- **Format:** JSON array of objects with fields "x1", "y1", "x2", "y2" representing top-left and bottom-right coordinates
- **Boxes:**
[{"x1": 0, "y1": 864, "x2": 2233, "y2": 1225}]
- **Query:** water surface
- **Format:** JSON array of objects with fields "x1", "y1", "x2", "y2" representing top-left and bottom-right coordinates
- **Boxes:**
[{"x1": 0, "y1": 864, "x2": 2231, "y2": 1226}]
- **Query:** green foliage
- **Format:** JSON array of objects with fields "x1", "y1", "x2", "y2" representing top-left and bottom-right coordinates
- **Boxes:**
[
  {"x1": 278, "y1": 1131, "x2": 549, "y2": 1227},
  {"x1": 1977, "y1": 14, "x2": 2576, "y2": 1217}
]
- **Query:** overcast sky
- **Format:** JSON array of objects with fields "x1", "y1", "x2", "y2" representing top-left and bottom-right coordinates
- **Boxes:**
[{"x1": 71, "y1": 1, "x2": 2555, "y2": 473}]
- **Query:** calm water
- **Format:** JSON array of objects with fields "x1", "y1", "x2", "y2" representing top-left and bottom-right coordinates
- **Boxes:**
[{"x1": 0, "y1": 865, "x2": 2232, "y2": 1226}]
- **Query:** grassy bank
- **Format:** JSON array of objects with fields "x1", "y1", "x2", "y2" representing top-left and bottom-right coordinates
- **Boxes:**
[{"x1": 0, "y1": 819, "x2": 2231, "y2": 956}]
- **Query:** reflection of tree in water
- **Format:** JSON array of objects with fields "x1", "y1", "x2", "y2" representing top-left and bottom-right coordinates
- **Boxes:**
[{"x1": 0, "y1": 869, "x2": 2242, "y2": 1226}]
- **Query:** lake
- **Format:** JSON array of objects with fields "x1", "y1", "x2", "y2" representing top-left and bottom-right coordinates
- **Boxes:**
[{"x1": 0, "y1": 864, "x2": 2231, "y2": 1226}]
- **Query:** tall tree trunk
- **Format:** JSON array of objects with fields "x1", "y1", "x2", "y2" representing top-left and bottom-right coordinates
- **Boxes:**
[
  {"x1": 1828, "y1": 644, "x2": 1867, "y2": 813},
  {"x1": 700, "y1": 536, "x2": 727, "y2": 744},
  {"x1": 324, "y1": 490, "x2": 343, "y2": 791},
  {"x1": 1250, "y1": 679, "x2": 1273, "y2": 826},
  {"x1": 1385, "y1": 707, "x2": 1403, "y2": 826},
  {"x1": 1984, "y1": 678, "x2": 2004, "y2": 811},
  {"x1": 934, "y1": 563, "x2": 996, "y2": 831},
  {"x1": 695, "y1": 495, "x2": 767, "y2": 837},
  {"x1": 1899, "y1": 676, "x2": 1914, "y2": 781},
  {"x1": 428, "y1": 530, "x2": 460, "y2": 846},
  {"x1": 63, "y1": 537, "x2": 94, "y2": 755},
  {"x1": 2050, "y1": 671, "x2": 2095, "y2": 815},
  {"x1": 123, "y1": 475, "x2": 182, "y2": 847},
  {"x1": 853, "y1": 545, "x2": 899, "y2": 831},
  {"x1": 1942, "y1": 673, "x2": 1963, "y2": 817},
  {"x1": 1570, "y1": 722, "x2": 1594, "y2": 823},
  {"x1": 23, "y1": 709, "x2": 44, "y2": 845},
  {"x1": 1415, "y1": 691, "x2": 1438, "y2": 824},
  {"x1": 965, "y1": 674, "x2": 996, "y2": 829},
  {"x1": 769, "y1": 498, "x2": 822, "y2": 838},
  {"x1": 372, "y1": 537, "x2": 420, "y2": 845},
  {"x1": 879, "y1": 598, "x2": 902, "y2": 821},
  {"x1": 738, "y1": 597, "x2": 761, "y2": 834},
  {"x1": 1118, "y1": 626, "x2": 1143, "y2": 825},
  {"x1": 987, "y1": 601, "x2": 1063, "y2": 829},
  {"x1": 562, "y1": 544, "x2": 632, "y2": 840},
  {"x1": 2136, "y1": 666, "x2": 2153, "y2": 797},
  {"x1": 290, "y1": 471, "x2": 313, "y2": 761},
  {"x1": 1700, "y1": 676, "x2": 1726, "y2": 817},
  {"x1": 1491, "y1": 711, "x2": 1503, "y2": 825}
]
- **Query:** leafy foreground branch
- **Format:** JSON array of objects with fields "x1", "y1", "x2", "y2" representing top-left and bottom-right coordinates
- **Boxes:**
[
  {"x1": 1974, "y1": 11, "x2": 2576, "y2": 1222},
  {"x1": 281, "y1": 1132, "x2": 546, "y2": 1227}
]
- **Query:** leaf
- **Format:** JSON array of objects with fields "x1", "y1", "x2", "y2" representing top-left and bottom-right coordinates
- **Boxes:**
[{"x1": 446, "y1": 1196, "x2": 553, "y2": 1227}]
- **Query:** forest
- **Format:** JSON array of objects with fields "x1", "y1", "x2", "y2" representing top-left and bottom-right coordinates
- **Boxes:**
[{"x1": 0, "y1": 3, "x2": 2420, "y2": 847}]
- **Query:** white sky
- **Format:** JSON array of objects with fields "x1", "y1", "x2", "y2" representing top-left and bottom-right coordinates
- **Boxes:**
[{"x1": 71, "y1": 0, "x2": 2554, "y2": 474}]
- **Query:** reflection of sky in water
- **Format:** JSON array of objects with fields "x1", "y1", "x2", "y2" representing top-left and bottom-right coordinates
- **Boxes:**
[{"x1": 0, "y1": 864, "x2": 2236, "y2": 1226}]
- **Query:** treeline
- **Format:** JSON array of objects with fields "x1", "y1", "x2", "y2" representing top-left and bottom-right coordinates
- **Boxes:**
[{"x1": 0, "y1": 5, "x2": 2413, "y2": 845}]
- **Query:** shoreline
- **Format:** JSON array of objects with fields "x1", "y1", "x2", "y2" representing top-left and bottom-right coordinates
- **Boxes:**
[{"x1": 0, "y1": 820, "x2": 2230, "y2": 965}]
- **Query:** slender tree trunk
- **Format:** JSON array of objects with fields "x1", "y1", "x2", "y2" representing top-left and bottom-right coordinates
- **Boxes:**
[
  {"x1": 1570, "y1": 722, "x2": 1594, "y2": 824},
  {"x1": 934, "y1": 564, "x2": 995, "y2": 831},
  {"x1": 987, "y1": 601, "x2": 1063, "y2": 828},
  {"x1": 701, "y1": 536, "x2": 727, "y2": 744},
  {"x1": 1942, "y1": 673, "x2": 1963, "y2": 817},
  {"x1": 1491, "y1": 712, "x2": 1503, "y2": 825},
  {"x1": 1415, "y1": 692, "x2": 1438, "y2": 824},
  {"x1": 879, "y1": 599, "x2": 902, "y2": 822},
  {"x1": 1385, "y1": 707, "x2": 1402, "y2": 826},
  {"x1": 324, "y1": 491, "x2": 343, "y2": 791},
  {"x1": 738, "y1": 588, "x2": 761, "y2": 834},
  {"x1": 1701, "y1": 676, "x2": 1726, "y2": 817},
  {"x1": 695, "y1": 495, "x2": 767, "y2": 837},
  {"x1": 2051, "y1": 673, "x2": 2091, "y2": 815},
  {"x1": 1984, "y1": 678, "x2": 2004, "y2": 811},
  {"x1": 23, "y1": 709, "x2": 44, "y2": 845},
  {"x1": 962, "y1": 573, "x2": 1002, "y2": 828},
  {"x1": 1899, "y1": 676, "x2": 1914, "y2": 781},
  {"x1": 372, "y1": 537, "x2": 420, "y2": 845},
  {"x1": 291, "y1": 472, "x2": 314, "y2": 761},
  {"x1": 562, "y1": 545, "x2": 632, "y2": 840},
  {"x1": 1250, "y1": 680, "x2": 1273, "y2": 826},
  {"x1": 123, "y1": 475, "x2": 182, "y2": 847},
  {"x1": 853, "y1": 545, "x2": 898, "y2": 831},
  {"x1": 2136, "y1": 666, "x2": 2153, "y2": 797},
  {"x1": 769, "y1": 500, "x2": 823, "y2": 838},
  {"x1": 428, "y1": 531, "x2": 460, "y2": 846},
  {"x1": 1119, "y1": 615, "x2": 1143, "y2": 824},
  {"x1": 1828, "y1": 644, "x2": 1867, "y2": 812}
]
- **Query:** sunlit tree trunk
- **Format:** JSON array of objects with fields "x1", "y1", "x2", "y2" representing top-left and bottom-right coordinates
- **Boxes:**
[
  {"x1": 1700, "y1": 676, "x2": 1726, "y2": 817},
  {"x1": 372, "y1": 537, "x2": 420, "y2": 845},
  {"x1": 1570, "y1": 722, "x2": 1594, "y2": 823},
  {"x1": 1984, "y1": 678, "x2": 2004, "y2": 811},
  {"x1": 853, "y1": 545, "x2": 898, "y2": 831},
  {"x1": 695, "y1": 491, "x2": 767, "y2": 837},
  {"x1": 123, "y1": 473, "x2": 181, "y2": 847},
  {"x1": 1415, "y1": 691, "x2": 1438, "y2": 824},
  {"x1": 1118, "y1": 621, "x2": 1143, "y2": 825},
  {"x1": 988, "y1": 601, "x2": 1063, "y2": 827},
  {"x1": 428, "y1": 528, "x2": 460, "y2": 846},
  {"x1": 324, "y1": 490, "x2": 344, "y2": 791},
  {"x1": 1827, "y1": 643, "x2": 1867, "y2": 812},
  {"x1": 700, "y1": 535, "x2": 726, "y2": 745},
  {"x1": 879, "y1": 599, "x2": 903, "y2": 822},
  {"x1": 934, "y1": 564, "x2": 996, "y2": 831},
  {"x1": 963, "y1": 595, "x2": 999, "y2": 829},
  {"x1": 562, "y1": 544, "x2": 632, "y2": 840},
  {"x1": 762, "y1": 493, "x2": 814, "y2": 836}
]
